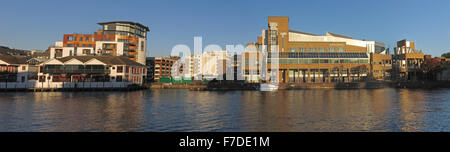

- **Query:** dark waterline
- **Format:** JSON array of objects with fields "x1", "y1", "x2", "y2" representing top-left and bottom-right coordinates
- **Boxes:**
[{"x1": 0, "y1": 88, "x2": 449, "y2": 132}]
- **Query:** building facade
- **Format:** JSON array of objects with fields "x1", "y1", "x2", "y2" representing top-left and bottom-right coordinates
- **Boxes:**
[
  {"x1": 38, "y1": 56, "x2": 147, "y2": 86},
  {"x1": 151, "y1": 57, "x2": 179, "y2": 82},
  {"x1": 48, "y1": 21, "x2": 149, "y2": 64},
  {"x1": 392, "y1": 39, "x2": 424, "y2": 80},
  {"x1": 370, "y1": 53, "x2": 392, "y2": 80},
  {"x1": 0, "y1": 56, "x2": 31, "y2": 83},
  {"x1": 253, "y1": 16, "x2": 387, "y2": 83}
]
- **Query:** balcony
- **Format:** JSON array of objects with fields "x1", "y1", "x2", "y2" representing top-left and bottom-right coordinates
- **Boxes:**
[{"x1": 127, "y1": 42, "x2": 136, "y2": 46}]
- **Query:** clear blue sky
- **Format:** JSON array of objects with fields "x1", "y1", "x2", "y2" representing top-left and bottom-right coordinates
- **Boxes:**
[{"x1": 0, "y1": 0, "x2": 449, "y2": 57}]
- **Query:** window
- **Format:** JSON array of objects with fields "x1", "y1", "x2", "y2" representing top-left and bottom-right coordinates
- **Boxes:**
[
  {"x1": 289, "y1": 48, "x2": 297, "y2": 52},
  {"x1": 309, "y1": 48, "x2": 316, "y2": 52},
  {"x1": 91, "y1": 37, "x2": 95, "y2": 42},
  {"x1": 85, "y1": 37, "x2": 89, "y2": 42},
  {"x1": 68, "y1": 36, "x2": 73, "y2": 41},
  {"x1": 299, "y1": 48, "x2": 306, "y2": 52},
  {"x1": 39, "y1": 76, "x2": 46, "y2": 82},
  {"x1": 83, "y1": 49, "x2": 91, "y2": 54},
  {"x1": 22, "y1": 66, "x2": 26, "y2": 70},
  {"x1": 312, "y1": 59, "x2": 319, "y2": 63},
  {"x1": 329, "y1": 48, "x2": 335, "y2": 52},
  {"x1": 116, "y1": 76, "x2": 122, "y2": 82},
  {"x1": 319, "y1": 48, "x2": 325, "y2": 52},
  {"x1": 338, "y1": 48, "x2": 345, "y2": 52},
  {"x1": 67, "y1": 44, "x2": 73, "y2": 47},
  {"x1": 79, "y1": 37, "x2": 83, "y2": 41},
  {"x1": 117, "y1": 66, "x2": 123, "y2": 73}
]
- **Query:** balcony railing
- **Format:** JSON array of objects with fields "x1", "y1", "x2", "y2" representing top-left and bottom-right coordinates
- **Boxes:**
[{"x1": 43, "y1": 69, "x2": 110, "y2": 74}]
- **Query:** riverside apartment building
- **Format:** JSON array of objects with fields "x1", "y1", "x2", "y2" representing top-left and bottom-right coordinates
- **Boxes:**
[
  {"x1": 47, "y1": 21, "x2": 149, "y2": 64},
  {"x1": 37, "y1": 56, "x2": 147, "y2": 88},
  {"x1": 248, "y1": 16, "x2": 390, "y2": 83},
  {"x1": 392, "y1": 39, "x2": 424, "y2": 80}
]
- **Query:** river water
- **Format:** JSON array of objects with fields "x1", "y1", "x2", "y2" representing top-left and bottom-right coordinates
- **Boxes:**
[{"x1": 0, "y1": 88, "x2": 449, "y2": 132}]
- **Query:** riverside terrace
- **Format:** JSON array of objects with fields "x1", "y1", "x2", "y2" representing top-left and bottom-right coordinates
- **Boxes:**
[{"x1": 0, "y1": 56, "x2": 147, "y2": 90}]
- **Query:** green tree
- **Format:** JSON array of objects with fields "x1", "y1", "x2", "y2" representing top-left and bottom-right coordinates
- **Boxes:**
[{"x1": 442, "y1": 52, "x2": 450, "y2": 58}]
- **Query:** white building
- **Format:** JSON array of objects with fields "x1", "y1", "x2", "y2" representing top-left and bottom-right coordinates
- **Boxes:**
[
  {"x1": 180, "y1": 51, "x2": 229, "y2": 80},
  {"x1": 0, "y1": 56, "x2": 32, "y2": 83},
  {"x1": 286, "y1": 30, "x2": 386, "y2": 54}
]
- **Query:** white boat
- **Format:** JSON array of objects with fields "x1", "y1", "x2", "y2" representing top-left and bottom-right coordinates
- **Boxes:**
[{"x1": 260, "y1": 83, "x2": 278, "y2": 91}]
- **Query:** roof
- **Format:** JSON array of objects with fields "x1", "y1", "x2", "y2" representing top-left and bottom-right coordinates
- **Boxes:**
[
  {"x1": 0, "y1": 55, "x2": 29, "y2": 64},
  {"x1": 97, "y1": 21, "x2": 149, "y2": 31},
  {"x1": 326, "y1": 32, "x2": 353, "y2": 39},
  {"x1": 289, "y1": 29, "x2": 319, "y2": 36},
  {"x1": 53, "y1": 56, "x2": 145, "y2": 66}
]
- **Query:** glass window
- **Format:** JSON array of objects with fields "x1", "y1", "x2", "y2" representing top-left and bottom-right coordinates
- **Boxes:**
[
  {"x1": 299, "y1": 48, "x2": 306, "y2": 52},
  {"x1": 319, "y1": 48, "x2": 325, "y2": 52},
  {"x1": 289, "y1": 48, "x2": 297, "y2": 52},
  {"x1": 338, "y1": 48, "x2": 345, "y2": 52},
  {"x1": 79, "y1": 37, "x2": 83, "y2": 41},
  {"x1": 68, "y1": 36, "x2": 73, "y2": 41},
  {"x1": 320, "y1": 59, "x2": 329, "y2": 63},
  {"x1": 328, "y1": 48, "x2": 335, "y2": 52},
  {"x1": 309, "y1": 48, "x2": 316, "y2": 52},
  {"x1": 117, "y1": 66, "x2": 123, "y2": 73}
]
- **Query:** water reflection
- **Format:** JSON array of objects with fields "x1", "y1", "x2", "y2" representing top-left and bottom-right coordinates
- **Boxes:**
[{"x1": 0, "y1": 88, "x2": 449, "y2": 132}]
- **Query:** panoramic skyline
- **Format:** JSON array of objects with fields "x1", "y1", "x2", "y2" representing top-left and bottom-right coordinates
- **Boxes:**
[{"x1": 0, "y1": 0, "x2": 449, "y2": 57}]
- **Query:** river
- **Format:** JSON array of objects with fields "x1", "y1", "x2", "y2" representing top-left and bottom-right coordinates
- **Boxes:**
[{"x1": 0, "y1": 88, "x2": 449, "y2": 132}]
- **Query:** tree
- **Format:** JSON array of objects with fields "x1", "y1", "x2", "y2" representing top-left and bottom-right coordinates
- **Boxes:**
[
  {"x1": 442, "y1": 52, "x2": 450, "y2": 58},
  {"x1": 420, "y1": 58, "x2": 445, "y2": 80}
]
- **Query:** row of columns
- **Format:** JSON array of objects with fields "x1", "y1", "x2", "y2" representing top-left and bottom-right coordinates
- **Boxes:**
[{"x1": 279, "y1": 68, "x2": 358, "y2": 83}]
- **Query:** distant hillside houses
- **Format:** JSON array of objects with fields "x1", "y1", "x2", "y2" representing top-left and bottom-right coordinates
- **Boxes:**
[
  {"x1": 0, "y1": 46, "x2": 48, "y2": 59},
  {"x1": 0, "y1": 46, "x2": 31, "y2": 56}
]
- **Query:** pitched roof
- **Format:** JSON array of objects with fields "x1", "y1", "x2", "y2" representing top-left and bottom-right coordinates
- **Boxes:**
[
  {"x1": 0, "y1": 55, "x2": 29, "y2": 64},
  {"x1": 54, "y1": 56, "x2": 144, "y2": 66}
]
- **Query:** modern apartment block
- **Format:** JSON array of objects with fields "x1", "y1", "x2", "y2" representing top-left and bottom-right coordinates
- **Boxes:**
[
  {"x1": 392, "y1": 39, "x2": 424, "y2": 80},
  {"x1": 181, "y1": 51, "x2": 229, "y2": 81},
  {"x1": 48, "y1": 21, "x2": 149, "y2": 64},
  {"x1": 254, "y1": 16, "x2": 387, "y2": 83},
  {"x1": 149, "y1": 56, "x2": 179, "y2": 82},
  {"x1": 370, "y1": 53, "x2": 392, "y2": 80}
]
